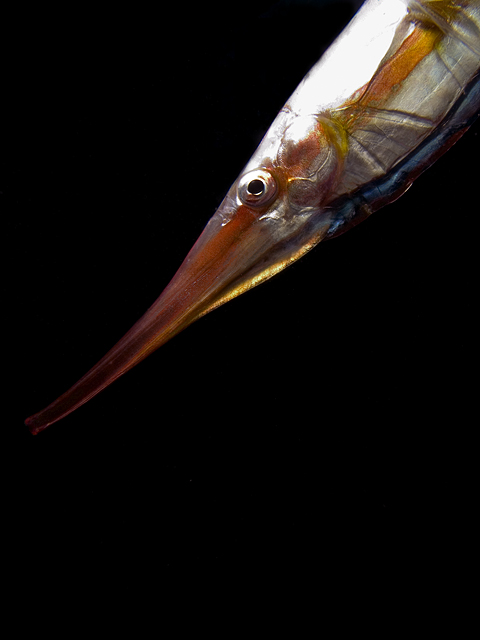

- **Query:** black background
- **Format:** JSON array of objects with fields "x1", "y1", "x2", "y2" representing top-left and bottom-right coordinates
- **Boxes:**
[{"x1": 6, "y1": 0, "x2": 477, "y2": 588}]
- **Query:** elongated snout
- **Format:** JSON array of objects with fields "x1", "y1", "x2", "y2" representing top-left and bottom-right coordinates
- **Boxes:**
[{"x1": 25, "y1": 171, "x2": 330, "y2": 434}]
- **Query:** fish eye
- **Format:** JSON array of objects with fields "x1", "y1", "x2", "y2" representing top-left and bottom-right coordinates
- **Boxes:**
[
  {"x1": 237, "y1": 169, "x2": 277, "y2": 207},
  {"x1": 247, "y1": 179, "x2": 265, "y2": 196}
]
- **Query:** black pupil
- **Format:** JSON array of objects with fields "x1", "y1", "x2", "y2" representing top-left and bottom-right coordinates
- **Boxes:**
[{"x1": 247, "y1": 179, "x2": 265, "y2": 196}]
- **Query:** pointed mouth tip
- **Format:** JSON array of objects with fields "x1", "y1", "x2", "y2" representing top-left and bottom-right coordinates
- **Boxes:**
[
  {"x1": 25, "y1": 416, "x2": 41, "y2": 435},
  {"x1": 24, "y1": 418, "x2": 41, "y2": 436}
]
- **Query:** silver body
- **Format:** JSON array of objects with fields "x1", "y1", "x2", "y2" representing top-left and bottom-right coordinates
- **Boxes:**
[{"x1": 26, "y1": 0, "x2": 480, "y2": 432}]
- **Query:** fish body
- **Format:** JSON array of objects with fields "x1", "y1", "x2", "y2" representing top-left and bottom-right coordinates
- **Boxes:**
[{"x1": 26, "y1": 0, "x2": 480, "y2": 433}]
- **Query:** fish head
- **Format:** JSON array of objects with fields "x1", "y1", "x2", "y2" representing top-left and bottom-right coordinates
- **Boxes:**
[{"x1": 169, "y1": 109, "x2": 348, "y2": 327}]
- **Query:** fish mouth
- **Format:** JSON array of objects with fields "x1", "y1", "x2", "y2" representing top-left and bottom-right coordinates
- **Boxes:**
[{"x1": 25, "y1": 190, "x2": 332, "y2": 434}]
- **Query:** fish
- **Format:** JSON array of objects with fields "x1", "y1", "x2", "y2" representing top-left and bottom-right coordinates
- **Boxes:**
[{"x1": 25, "y1": 0, "x2": 480, "y2": 434}]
